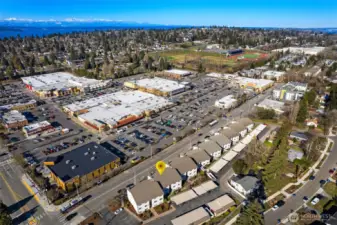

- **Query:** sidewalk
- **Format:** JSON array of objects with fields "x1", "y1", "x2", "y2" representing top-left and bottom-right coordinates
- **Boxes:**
[
  {"x1": 21, "y1": 174, "x2": 76, "y2": 213},
  {"x1": 265, "y1": 138, "x2": 334, "y2": 202}
]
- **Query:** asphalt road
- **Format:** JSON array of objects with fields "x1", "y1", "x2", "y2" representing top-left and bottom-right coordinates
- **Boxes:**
[
  {"x1": 68, "y1": 86, "x2": 276, "y2": 220},
  {"x1": 0, "y1": 160, "x2": 58, "y2": 225},
  {"x1": 264, "y1": 136, "x2": 337, "y2": 225}
]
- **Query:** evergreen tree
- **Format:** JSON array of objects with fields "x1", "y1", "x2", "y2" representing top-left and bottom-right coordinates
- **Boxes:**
[
  {"x1": 296, "y1": 98, "x2": 308, "y2": 123},
  {"x1": 158, "y1": 57, "x2": 166, "y2": 71},
  {"x1": 0, "y1": 201, "x2": 13, "y2": 225},
  {"x1": 235, "y1": 199, "x2": 264, "y2": 225}
]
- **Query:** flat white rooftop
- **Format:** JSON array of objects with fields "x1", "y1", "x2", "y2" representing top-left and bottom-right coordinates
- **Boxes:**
[
  {"x1": 65, "y1": 90, "x2": 172, "y2": 127},
  {"x1": 164, "y1": 69, "x2": 192, "y2": 76},
  {"x1": 2, "y1": 110, "x2": 27, "y2": 124},
  {"x1": 236, "y1": 77, "x2": 274, "y2": 88},
  {"x1": 210, "y1": 158, "x2": 229, "y2": 173},
  {"x1": 263, "y1": 70, "x2": 286, "y2": 78},
  {"x1": 0, "y1": 99, "x2": 36, "y2": 111},
  {"x1": 23, "y1": 120, "x2": 50, "y2": 132},
  {"x1": 126, "y1": 77, "x2": 185, "y2": 93},
  {"x1": 272, "y1": 47, "x2": 325, "y2": 55},
  {"x1": 206, "y1": 195, "x2": 235, "y2": 212},
  {"x1": 171, "y1": 189, "x2": 198, "y2": 205},
  {"x1": 207, "y1": 73, "x2": 237, "y2": 79},
  {"x1": 171, "y1": 207, "x2": 210, "y2": 225},
  {"x1": 257, "y1": 99, "x2": 285, "y2": 112},
  {"x1": 192, "y1": 180, "x2": 218, "y2": 196},
  {"x1": 21, "y1": 72, "x2": 110, "y2": 91},
  {"x1": 216, "y1": 95, "x2": 237, "y2": 103},
  {"x1": 222, "y1": 150, "x2": 238, "y2": 161}
]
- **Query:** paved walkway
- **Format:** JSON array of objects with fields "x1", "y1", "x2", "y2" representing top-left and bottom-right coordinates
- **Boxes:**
[
  {"x1": 265, "y1": 138, "x2": 333, "y2": 202},
  {"x1": 21, "y1": 173, "x2": 81, "y2": 213}
]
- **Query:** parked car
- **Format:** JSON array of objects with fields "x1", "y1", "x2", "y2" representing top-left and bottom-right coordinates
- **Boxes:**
[
  {"x1": 114, "y1": 208, "x2": 123, "y2": 215},
  {"x1": 309, "y1": 175, "x2": 315, "y2": 181},
  {"x1": 311, "y1": 197, "x2": 320, "y2": 205},
  {"x1": 65, "y1": 212, "x2": 78, "y2": 221}
]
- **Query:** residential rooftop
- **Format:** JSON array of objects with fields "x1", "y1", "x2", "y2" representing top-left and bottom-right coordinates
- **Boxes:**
[
  {"x1": 232, "y1": 175, "x2": 258, "y2": 191},
  {"x1": 210, "y1": 134, "x2": 231, "y2": 147},
  {"x1": 170, "y1": 157, "x2": 197, "y2": 175},
  {"x1": 186, "y1": 150, "x2": 211, "y2": 164},
  {"x1": 128, "y1": 180, "x2": 164, "y2": 205},
  {"x1": 199, "y1": 140, "x2": 222, "y2": 155},
  {"x1": 154, "y1": 167, "x2": 181, "y2": 188}
]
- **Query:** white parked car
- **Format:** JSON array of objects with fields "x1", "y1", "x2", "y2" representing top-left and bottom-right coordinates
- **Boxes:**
[
  {"x1": 272, "y1": 205, "x2": 279, "y2": 211},
  {"x1": 114, "y1": 208, "x2": 123, "y2": 215},
  {"x1": 311, "y1": 197, "x2": 320, "y2": 205}
]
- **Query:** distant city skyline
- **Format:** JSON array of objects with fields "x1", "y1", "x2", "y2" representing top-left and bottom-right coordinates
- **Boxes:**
[{"x1": 1, "y1": 0, "x2": 337, "y2": 28}]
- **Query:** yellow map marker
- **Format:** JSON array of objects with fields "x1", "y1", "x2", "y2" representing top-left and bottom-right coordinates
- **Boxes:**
[{"x1": 156, "y1": 161, "x2": 166, "y2": 175}]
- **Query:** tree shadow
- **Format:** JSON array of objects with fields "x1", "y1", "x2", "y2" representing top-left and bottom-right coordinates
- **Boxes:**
[
  {"x1": 12, "y1": 206, "x2": 38, "y2": 225},
  {"x1": 7, "y1": 195, "x2": 34, "y2": 214}
]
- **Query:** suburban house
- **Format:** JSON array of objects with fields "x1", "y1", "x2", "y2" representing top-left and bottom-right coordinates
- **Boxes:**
[
  {"x1": 256, "y1": 99, "x2": 285, "y2": 115},
  {"x1": 210, "y1": 134, "x2": 231, "y2": 150},
  {"x1": 199, "y1": 140, "x2": 223, "y2": 159},
  {"x1": 289, "y1": 131, "x2": 309, "y2": 142},
  {"x1": 306, "y1": 118, "x2": 319, "y2": 128},
  {"x1": 273, "y1": 82, "x2": 308, "y2": 101},
  {"x1": 154, "y1": 167, "x2": 182, "y2": 194},
  {"x1": 228, "y1": 122, "x2": 247, "y2": 138},
  {"x1": 288, "y1": 148, "x2": 304, "y2": 162},
  {"x1": 221, "y1": 128, "x2": 240, "y2": 144},
  {"x1": 304, "y1": 66, "x2": 321, "y2": 77},
  {"x1": 187, "y1": 150, "x2": 212, "y2": 168},
  {"x1": 127, "y1": 180, "x2": 164, "y2": 214},
  {"x1": 230, "y1": 175, "x2": 259, "y2": 196},
  {"x1": 170, "y1": 157, "x2": 198, "y2": 180},
  {"x1": 237, "y1": 118, "x2": 254, "y2": 131}
]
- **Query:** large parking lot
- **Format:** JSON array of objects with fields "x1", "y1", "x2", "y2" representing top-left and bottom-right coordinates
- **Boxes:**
[
  {"x1": 4, "y1": 74, "x2": 250, "y2": 173},
  {"x1": 94, "y1": 75, "x2": 248, "y2": 163}
]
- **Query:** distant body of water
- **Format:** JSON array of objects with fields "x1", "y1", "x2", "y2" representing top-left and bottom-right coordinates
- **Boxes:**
[{"x1": 0, "y1": 25, "x2": 180, "y2": 39}]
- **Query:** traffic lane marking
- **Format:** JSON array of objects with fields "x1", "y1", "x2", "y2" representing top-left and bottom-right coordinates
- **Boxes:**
[{"x1": 0, "y1": 172, "x2": 29, "y2": 213}]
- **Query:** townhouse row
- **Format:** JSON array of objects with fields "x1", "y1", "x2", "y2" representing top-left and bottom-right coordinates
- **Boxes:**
[{"x1": 127, "y1": 117, "x2": 254, "y2": 214}]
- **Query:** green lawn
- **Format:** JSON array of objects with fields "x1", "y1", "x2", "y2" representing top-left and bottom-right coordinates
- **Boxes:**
[
  {"x1": 264, "y1": 140, "x2": 273, "y2": 148},
  {"x1": 264, "y1": 194, "x2": 286, "y2": 210},
  {"x1": 308, "y1": 197, "x2": 330, "y2": 213},
  {"x1": 323, "y1": 182, "x2": 337, "y2": 197},
  {"x1": 265, "y1": 176, "x2": 296, "y2": 196},
  {"x1": 264, "y1": 162, "x2": 297, "y2": 196}
]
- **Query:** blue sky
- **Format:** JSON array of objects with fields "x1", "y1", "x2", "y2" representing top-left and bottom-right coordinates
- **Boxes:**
[{"x1": 1, "y1": 0, "x2": 337, "y2": 27}]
